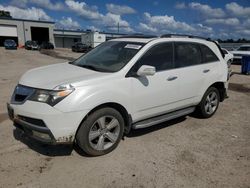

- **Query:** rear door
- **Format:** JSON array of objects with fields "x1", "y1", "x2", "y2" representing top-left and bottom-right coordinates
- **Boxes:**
[{"x1": 173, "y1": 42, "x2": 220, "y2": 107}]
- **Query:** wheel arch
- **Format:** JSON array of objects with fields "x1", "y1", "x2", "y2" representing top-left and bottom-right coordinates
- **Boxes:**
[
  {"x1": 208, "y1": 82, "x2": 226, "y2": 102},
  {"x1": 76, "y1": 102, "x2": 132, "y2": 137}
]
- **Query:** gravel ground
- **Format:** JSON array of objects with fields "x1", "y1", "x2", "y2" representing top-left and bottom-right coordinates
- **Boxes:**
[{"x1": 0, "y1": 47, "x2": 249, "y2": 188}]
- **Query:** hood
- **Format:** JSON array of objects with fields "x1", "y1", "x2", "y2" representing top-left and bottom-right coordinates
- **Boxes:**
[{"x1": 19, "y1": 63, "x2": 109, "y2": 89}]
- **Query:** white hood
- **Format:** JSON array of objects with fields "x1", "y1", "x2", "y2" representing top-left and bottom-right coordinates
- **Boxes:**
[{"x1": 19, "y1": 63, "x2": 109, "y2": 89}]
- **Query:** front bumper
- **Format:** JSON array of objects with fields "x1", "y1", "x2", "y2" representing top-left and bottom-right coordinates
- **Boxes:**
[
  {"x1": 7, "y1": 101, "x2": 88, "y2": 144},
  {"x1": 5, "y1": 46, "x2": 17, "y2": 49}
]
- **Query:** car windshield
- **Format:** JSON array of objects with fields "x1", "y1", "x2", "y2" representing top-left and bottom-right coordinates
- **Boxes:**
[
  {"x1": 237, "y1": 46, "x2": 250, "y2": 51},
  {"x1": 72, "y1": 41, "x2": 144, "y2": 72},
  {"x1": 32, "y1": 41, "x2": 38, "y2": 45},
  {"x1": 5, "y1": 40, "x2": 15, "y2": 45}
]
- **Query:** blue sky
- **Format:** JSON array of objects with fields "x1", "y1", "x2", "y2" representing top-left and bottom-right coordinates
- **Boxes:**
[{"x1": 0, "y1": 0, "x2": 250, "y2": 39}]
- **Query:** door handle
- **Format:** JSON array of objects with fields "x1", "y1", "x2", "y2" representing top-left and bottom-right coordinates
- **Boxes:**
[
  {"x1": 167, "y1": 76, "x2": 178, "y2": 81},
  {"x1": 203, "y1": 69, "x2": 210, "y2": 73}
]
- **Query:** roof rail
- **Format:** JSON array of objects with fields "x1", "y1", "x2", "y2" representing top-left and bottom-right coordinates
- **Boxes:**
[
  {"x1": 161, "y1": 34, "x2": 210, "y2": 41},
  {"x1": 117, "y1": 34, "x2": 157, "y2": 39}
]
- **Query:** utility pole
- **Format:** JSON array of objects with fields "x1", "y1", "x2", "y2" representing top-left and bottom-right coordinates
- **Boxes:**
[
  {"x1": 105, "y1": 22, "x2": 128, "y2": 34},
  {"x1": 62, "y1": 27, "x2": 64, "y2": 48}
]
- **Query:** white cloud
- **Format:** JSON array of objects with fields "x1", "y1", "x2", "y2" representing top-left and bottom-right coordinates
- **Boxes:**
[
  {"x1": 243, "y1": 19, "x2": 250, "y2": 28},
  {"x1": 10, "y1": 0, "x2": 28, "y2": 8},
  {"x1": 175, "y1": 2, "x2": 186, "y2": 9},
  {"x1": 138, "y1": 13, "x2": 214, "y2": 37},
  {"x1": 226, "y1": 2, "x2": 250, "y2": 18},
  {"x1": 204, "y1": 18, "x2": 240, "y2": 26},
  {"x1": 29, "y1": 0, "x2": 64, "y2": 11},
  {"x1": 0, "y1": 4, "x2": 52, "y2": 21},
  {"x1": 56, "y1": 17, "x2": 80, "y2": 29},
  {"x1": 100, "y1": 13, "x2": 134, "y2": 33},
  {"x1": 140, "y1": 12, "x2": 195, "y2": 34},
  {"x1": 188, "y1": 2, "x2": 225, "y2": 18},
  {"x1": 65, "y1": 0, "x2": 102, "y2": 20},
  {"x1": 86, "y1": 25, "x2": 100, "y2": 31},
  {"x1": 195, "y1": 24, "x2": 213, "y2": 34},
  {"x1": 138, "y1": 23, "x2": 157, "y2": 33},
  {"x1": 236, "y1": 29, "x2": 250, "y2": 36},
  {"x1": 106, "y1": 4, "x2": 136, "y2": 15},
  {"x1": 65, "y1": 1, "x2": 134, "y2": 33}
]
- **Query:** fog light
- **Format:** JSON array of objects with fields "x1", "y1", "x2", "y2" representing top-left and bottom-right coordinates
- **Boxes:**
[{"x1": 32, "y1": 130, "x2": 51, "y2": 140}]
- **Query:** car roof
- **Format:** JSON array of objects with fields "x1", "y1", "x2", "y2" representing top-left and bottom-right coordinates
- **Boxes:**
[{"x1": 111, "y1": 36, "x2": 216, "y2": 46}]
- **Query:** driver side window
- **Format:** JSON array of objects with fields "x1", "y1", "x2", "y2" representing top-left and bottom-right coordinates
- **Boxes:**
[{"x1": 135, "y1": 42, "x2": 174, "y2": 72}]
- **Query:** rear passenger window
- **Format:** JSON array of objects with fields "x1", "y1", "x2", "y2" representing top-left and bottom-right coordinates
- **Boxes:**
[
  {"x1": 200, "y1": 44, "x2": 219, "y2": 63},
  {"x1": 174, "y1": 43, "x2": 202, "y2": 68},
  {"x1": 136, "y1": 43, "x2": 174, "y2": 71}
]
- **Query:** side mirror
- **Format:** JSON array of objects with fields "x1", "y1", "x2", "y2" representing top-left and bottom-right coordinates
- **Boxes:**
[{"x1": 137, "y1": 65, "x2": 156, "y2": 76}]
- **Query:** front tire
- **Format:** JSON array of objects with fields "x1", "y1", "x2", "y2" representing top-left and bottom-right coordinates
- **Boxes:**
[
  {"x1": 196, "y1": 87, "x2": 220, "y2": 118},
  {"x1": 76, "y1": 108, "x2": 124, "y2": 156}
]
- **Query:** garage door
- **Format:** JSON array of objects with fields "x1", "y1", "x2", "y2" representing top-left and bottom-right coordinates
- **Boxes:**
[{"x1": 0, "y1": 25, "x2": 17, "y2": 37}]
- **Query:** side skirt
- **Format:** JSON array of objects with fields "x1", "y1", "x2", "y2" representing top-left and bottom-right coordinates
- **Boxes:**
[{"x1": 132, "y1": 107, "x2": 195, "y2": 129}]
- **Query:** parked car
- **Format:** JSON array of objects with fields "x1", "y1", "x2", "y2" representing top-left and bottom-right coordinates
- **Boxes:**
[
  {"x1": 7, "y1": 35, "x2": 228, "y2": 156},
  {"x1": 25, "y1": 40, "x2": 39, "y2": 50},
  {"x1": 4, "y1": 39, "x2": 17, "y2": 49},
  {"x1": 230, "y1": 45, "x2": 250, "y2": 62},
  {"x1": 222, "y1": 48, "x2": 233, "y2": 76},
  {"x1": 72, "y1": 42, "x2": 91, "y2": 52},
  {"x1": 39, "y1": 41, "x2": 54, "y2": 50}
]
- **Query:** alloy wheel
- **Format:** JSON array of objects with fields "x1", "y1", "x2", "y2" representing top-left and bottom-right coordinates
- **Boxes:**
[
  {"x1": 88, "y1": 116, "x2": 120, "y2": 151},
  {"x1": 204, "y1": 91, "x2": 218, "y2": 115}
]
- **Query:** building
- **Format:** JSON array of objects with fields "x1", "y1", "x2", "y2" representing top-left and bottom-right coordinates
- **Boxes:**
[
  {"x1": 0, "y1": 17, "x2": 127, "y2": 48},
  {"x1": 0, "y1": 17, "x2": 54, "y2": 47},
  {"x1": 54, "y1": 29, "x2": 127, "y2": 48},
  {"x1": 54, "y1": 29, "x2": 82, "y2": 48}
]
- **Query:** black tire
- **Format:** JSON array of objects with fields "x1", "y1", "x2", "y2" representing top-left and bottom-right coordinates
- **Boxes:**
[
  {"x1": 76, "y1": 107, "x2": 124, "y2": 156},
  {"x1": 196, "y1": 87, "x2": 220, "y2": 118}
]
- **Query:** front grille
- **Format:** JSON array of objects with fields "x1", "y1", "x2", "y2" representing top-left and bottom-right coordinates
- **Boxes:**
[
  {"x1": 11, "y1": 85, "x2": 35, "y2": 104},
  {"x1": 18, "y1": 115, "x2": 46, "y2": 127}
]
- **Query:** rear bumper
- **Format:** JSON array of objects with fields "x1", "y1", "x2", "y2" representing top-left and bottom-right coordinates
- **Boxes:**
[{"x1": 7, "y1": 101, "x2": 88, "y2": 144}]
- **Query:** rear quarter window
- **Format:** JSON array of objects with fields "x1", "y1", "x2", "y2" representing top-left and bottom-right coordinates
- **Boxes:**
[
  {"x1": 174, "y1": 42, "x2": 202, "y2": 68},
  {"x1": 200, "y1": 44, "x2": 219, "y2": 63}
]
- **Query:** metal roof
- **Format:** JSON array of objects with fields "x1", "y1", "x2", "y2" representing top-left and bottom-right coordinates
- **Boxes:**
[{"x1": 0, "y1": 17, "x2": 54, "y2": 24}]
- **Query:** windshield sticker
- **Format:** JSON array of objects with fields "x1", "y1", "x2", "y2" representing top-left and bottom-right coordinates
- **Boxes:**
[{"x1": 124, "y1": 44, "x2": 142, "y2": 50}]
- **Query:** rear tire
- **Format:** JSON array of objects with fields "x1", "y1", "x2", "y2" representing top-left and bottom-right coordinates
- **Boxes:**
[
  {"x1": 76, "y1": 108, "x2": 124, "y2": 156},
  {"x1": 196, "y1": 87, "x2": 220, "y2": 118}
]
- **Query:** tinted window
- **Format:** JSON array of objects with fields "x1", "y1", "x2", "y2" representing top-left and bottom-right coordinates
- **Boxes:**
[
  {"x1": 222, "y1": 49, "x2": 228, "y2": 54},
  {"x1": 200, "y1": 44, "x2": 219, "y2": 63},
  {"x1": 174, "y1": 43, "x2": 202, "y2": 68},
  {"x1": 135, "y1": 43, "x2": 173, "y2": 71}
]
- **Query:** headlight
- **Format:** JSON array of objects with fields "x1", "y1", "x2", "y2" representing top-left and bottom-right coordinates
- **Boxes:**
[{"x1": 29, "y1": 84, "x2": 74, "y2": 106}]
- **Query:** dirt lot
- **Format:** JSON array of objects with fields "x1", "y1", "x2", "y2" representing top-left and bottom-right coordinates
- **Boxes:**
[{"x1": 0, "y1": 47, "x2": 249, "y2": 188}]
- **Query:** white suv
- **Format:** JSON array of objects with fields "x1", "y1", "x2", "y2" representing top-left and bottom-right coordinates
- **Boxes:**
[{"x1": 7, "y1": 35, "x2": 229, "y2": 156}]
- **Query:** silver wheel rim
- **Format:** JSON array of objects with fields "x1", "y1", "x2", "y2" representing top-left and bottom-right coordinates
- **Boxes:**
[
  {"x1": 88, "y1": 116, "x2": 120, "y2": 151},
  {"x1": 205, "y1": 91, "x2": 218, "y2": 115}
]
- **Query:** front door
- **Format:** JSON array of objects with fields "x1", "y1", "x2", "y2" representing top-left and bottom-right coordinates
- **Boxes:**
[{"x1": 128, "y1": 42, "x2": 181, "y2": 122}]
